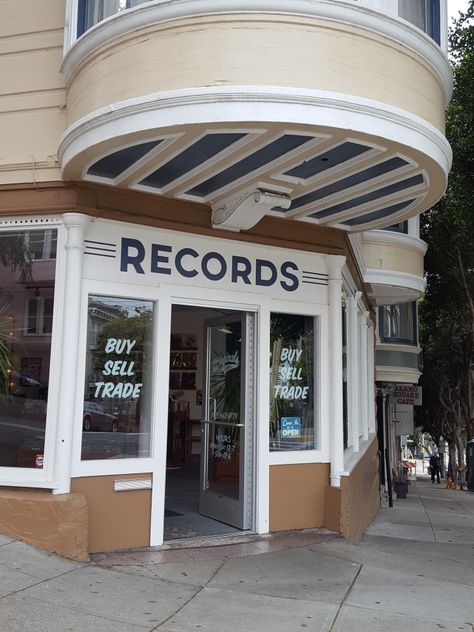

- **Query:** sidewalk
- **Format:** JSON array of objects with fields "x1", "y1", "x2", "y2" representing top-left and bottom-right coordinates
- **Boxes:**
[{"x1": 0, "y1": 479, "x2": 473, "y2": 631}]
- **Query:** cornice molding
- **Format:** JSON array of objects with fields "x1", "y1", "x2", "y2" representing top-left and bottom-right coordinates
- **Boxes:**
[
  {"x1": 376, "y1": 342, "x2": 421, "y2": 354},
  {"x1": 363, "y1": 230, "x2": 428, "y2": 255},
  {"x1": 375, "y1": 365, "x2": 421, "y2": 383},
  {"x1": 348, "y1": 233, "x2": 367, "y2": 277},
  {"x1": 61, "y1": 0, "x2": 453, "y2": 104},
  {"x1": 364, "y1": 268, "x2": 426, "y2": 294},
  {"x1": 0, "y1": 215, "x2": 63, "y2": 228},
  {"x1": 58, "y1": 85, "x2": 452, "y2": 178}
]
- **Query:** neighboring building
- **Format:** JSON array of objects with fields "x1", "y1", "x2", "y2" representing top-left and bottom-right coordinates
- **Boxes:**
[{"x1": 0, "y1": 0, "x2": 451, "y2": 560}]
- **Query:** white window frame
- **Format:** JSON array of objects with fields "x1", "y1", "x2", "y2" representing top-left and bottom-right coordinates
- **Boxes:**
[
  {"x1": 268, "y1": 309, "x2": 324, "y2": 459},
  {"x1": 267, "y1": 299, "x2": 328, "y2": 466},
  {"x1": 0, "y1": 217, "x2": 65, "y2": 489},
  {"x1": 342, "y1": 269, "x2": 374, "y2": 464},
  {"x1": 63, "y1": 0, "x2": 448, "y2": 52},
  {"x1": 71, "y1": 279, "x2": 161, "y2": 478}
]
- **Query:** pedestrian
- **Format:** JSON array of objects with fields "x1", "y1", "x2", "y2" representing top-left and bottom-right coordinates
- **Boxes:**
[{"x1": 429, "y1": 454, "x2": 440, "y2": 484}]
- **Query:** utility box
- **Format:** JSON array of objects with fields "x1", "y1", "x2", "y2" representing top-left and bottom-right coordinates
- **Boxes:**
[{"x1": 468, "y1": 440, "x2": 474, "y2": 492}]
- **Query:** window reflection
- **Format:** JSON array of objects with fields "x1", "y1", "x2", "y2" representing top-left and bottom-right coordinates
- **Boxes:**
[
  {"x1": 81, "y1": 295, "x2": 154, "y2": 460},
  {"x1": 0, "y1": 229, "x2": 57, "y2": 468}
]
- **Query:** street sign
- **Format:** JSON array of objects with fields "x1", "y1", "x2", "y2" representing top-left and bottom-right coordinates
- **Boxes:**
[{"x1": 390, "y1": 384, "x2": 422, "y2": 406}]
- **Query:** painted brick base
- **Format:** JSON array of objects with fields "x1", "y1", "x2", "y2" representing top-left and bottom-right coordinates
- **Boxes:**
[{"x1": 0, "y1": 488, "x2": 89, "y2": 561}]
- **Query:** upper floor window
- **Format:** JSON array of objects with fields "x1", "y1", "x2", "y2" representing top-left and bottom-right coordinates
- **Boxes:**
[
  {"x1": 72, "y1": 0, "x2": 443, "y2": 46},
  {"x1": 382, "y1": 221, "x2": 409, "y2": 234},
  {"x1": 77, "y1": 0, "x2": 148, "y2": 37},
  {"x1": 379, "y1": 302, "x2": 417, "y2": 345},
  {"x1": 398, "y1": 0, "x2": 441, "y2": 44}
]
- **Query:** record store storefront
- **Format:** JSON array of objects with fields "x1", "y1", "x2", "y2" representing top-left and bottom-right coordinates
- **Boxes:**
[{"x1": 0, "y1": 213, "x2": 378, "y2": 559}]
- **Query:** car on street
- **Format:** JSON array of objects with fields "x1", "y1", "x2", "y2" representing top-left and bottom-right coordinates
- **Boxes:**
[{"x1": 83, "y1": 401, "x2": 119, "y2": 432}]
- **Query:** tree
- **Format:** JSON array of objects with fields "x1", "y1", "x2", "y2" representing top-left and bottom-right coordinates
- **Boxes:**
[{"x1": 420, "y1": 3, "x2": 474, "y2": 464}]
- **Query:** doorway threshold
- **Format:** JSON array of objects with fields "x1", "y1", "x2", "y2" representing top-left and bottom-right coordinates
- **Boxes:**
[
  {"x1": 92, "y1": 529, "x2": 339, "y2": 567},
  {"x1": 160, "y1": 530, "x2": 259, "y2": 550}
]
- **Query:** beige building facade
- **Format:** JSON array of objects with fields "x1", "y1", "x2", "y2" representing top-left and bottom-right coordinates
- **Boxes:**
[{"x1": 0, "y1": 0, "x2": 450, "y2": 559}]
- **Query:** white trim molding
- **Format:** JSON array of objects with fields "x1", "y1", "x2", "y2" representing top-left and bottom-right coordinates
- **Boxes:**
[
  {"x1": 375, "y1": 365, "x2": 421, "y2": 383},
  {"x1": 53, "y1": 213, "x2": 91, "y2": 495},
  {"x1": 363, "y1": 230, "x2": 428, "y2": 256},
  {"x1": 364, "y1": 268, "x2": 426, "y2": 301},
  {"x1": 376, "y1": 342, "x2": 422, "y2": 355},
  {"x1": 58, "y1": 86, "x2": 452, "y2": 187}
]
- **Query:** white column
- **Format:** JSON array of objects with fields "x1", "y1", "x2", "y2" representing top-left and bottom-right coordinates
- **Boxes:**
[
  {"x1": 326, "y1": 254, "x2": 346, "y2": 487},
  {"x1": 361, "y1": 310, "x2": 370, "y2": 442},
  {"x1": 53, "y1": 213, "x2": 91, "y2": 494},
  {"x1": 368, "y1": 321, "x2": 376, "y2": 434},
  {"x1": 349, "y1": 293, "x2": 361, "y2": 452}
]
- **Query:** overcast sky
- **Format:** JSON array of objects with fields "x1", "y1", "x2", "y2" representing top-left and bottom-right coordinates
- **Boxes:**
[{"x1": 448, "y1": 0, "x2": 470, "y2": 24}]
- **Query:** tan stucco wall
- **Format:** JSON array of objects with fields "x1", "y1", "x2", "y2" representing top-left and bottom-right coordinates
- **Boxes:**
[
  {"x1": 269, "y1": 463, "x2": 330, "y2": 531},
  {"x1": 71, "y1": 474, "x2": 152, "y2": 553},
  {"x1": 363, "y1": 239, "x2": 425, "y2": 277},
  {"x1": 66, "y1": 15, "x2": 446, "y2": 131},
  {"x1": 0, "y1": 488, "x2": 89, "y2": 561},
  {"x1": 340, "y1": 438, "x2": 380, "y2": 543},
  {"x1": 0, "y1": 0, "x2": 66, "y2": 185}
]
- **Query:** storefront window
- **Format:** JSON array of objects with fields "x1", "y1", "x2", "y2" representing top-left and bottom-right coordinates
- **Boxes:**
[
  {"x1": 342, "y1": 302, "x2": 348, "y2": 449},
  {"x1": 0, "y1": 229, "x2": 57, "y2": 468},
  {"x1": 269, "y1": 313, "x2": 316, "y2": 451},
  {"x1": 81, "y1": 295, "x2": 153, "y2": 460}
]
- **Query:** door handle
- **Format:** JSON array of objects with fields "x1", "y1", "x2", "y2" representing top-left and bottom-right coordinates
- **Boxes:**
[{"x1": 201, "y1": 420, "x2": 244, "y2": 428}]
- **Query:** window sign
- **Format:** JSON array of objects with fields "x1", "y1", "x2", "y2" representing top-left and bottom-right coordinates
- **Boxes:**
[
  {"x1": 280, "y1": 417, "x2": 302, "y2": 438},
  {"x1": 269, "y1": 313, "x2": 316, "y2": 451},
  {"x1": 81, "y1": 295, "x2": 153, "y2": 460}
]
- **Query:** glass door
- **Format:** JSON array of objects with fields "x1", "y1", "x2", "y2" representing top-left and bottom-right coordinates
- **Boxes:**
[{"x1": 199, "y1": 313, "x2": 254, "y2": 529}]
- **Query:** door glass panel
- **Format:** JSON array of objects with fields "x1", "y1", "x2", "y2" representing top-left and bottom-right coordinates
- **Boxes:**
[{"x1": 205, "y1": 319, "x2": 242, "y2": 500}]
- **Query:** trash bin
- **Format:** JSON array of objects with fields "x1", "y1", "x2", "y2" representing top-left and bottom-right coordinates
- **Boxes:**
[
  {"x1": 393, "y1": 475, "x2": 408, "y2": 499},
  {"x1": 467, "y1": 440, "x2": 474, "y2": 493}
]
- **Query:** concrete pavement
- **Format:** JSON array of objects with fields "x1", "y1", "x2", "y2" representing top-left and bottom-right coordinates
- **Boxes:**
[{"x1": 0, "y1": 478, "x2": 473, "y2": 631}]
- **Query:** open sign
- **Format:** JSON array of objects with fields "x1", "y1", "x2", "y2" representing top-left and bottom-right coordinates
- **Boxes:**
[{"x1": 280, "y1": 417, "x2": 302, "y2": 438}]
